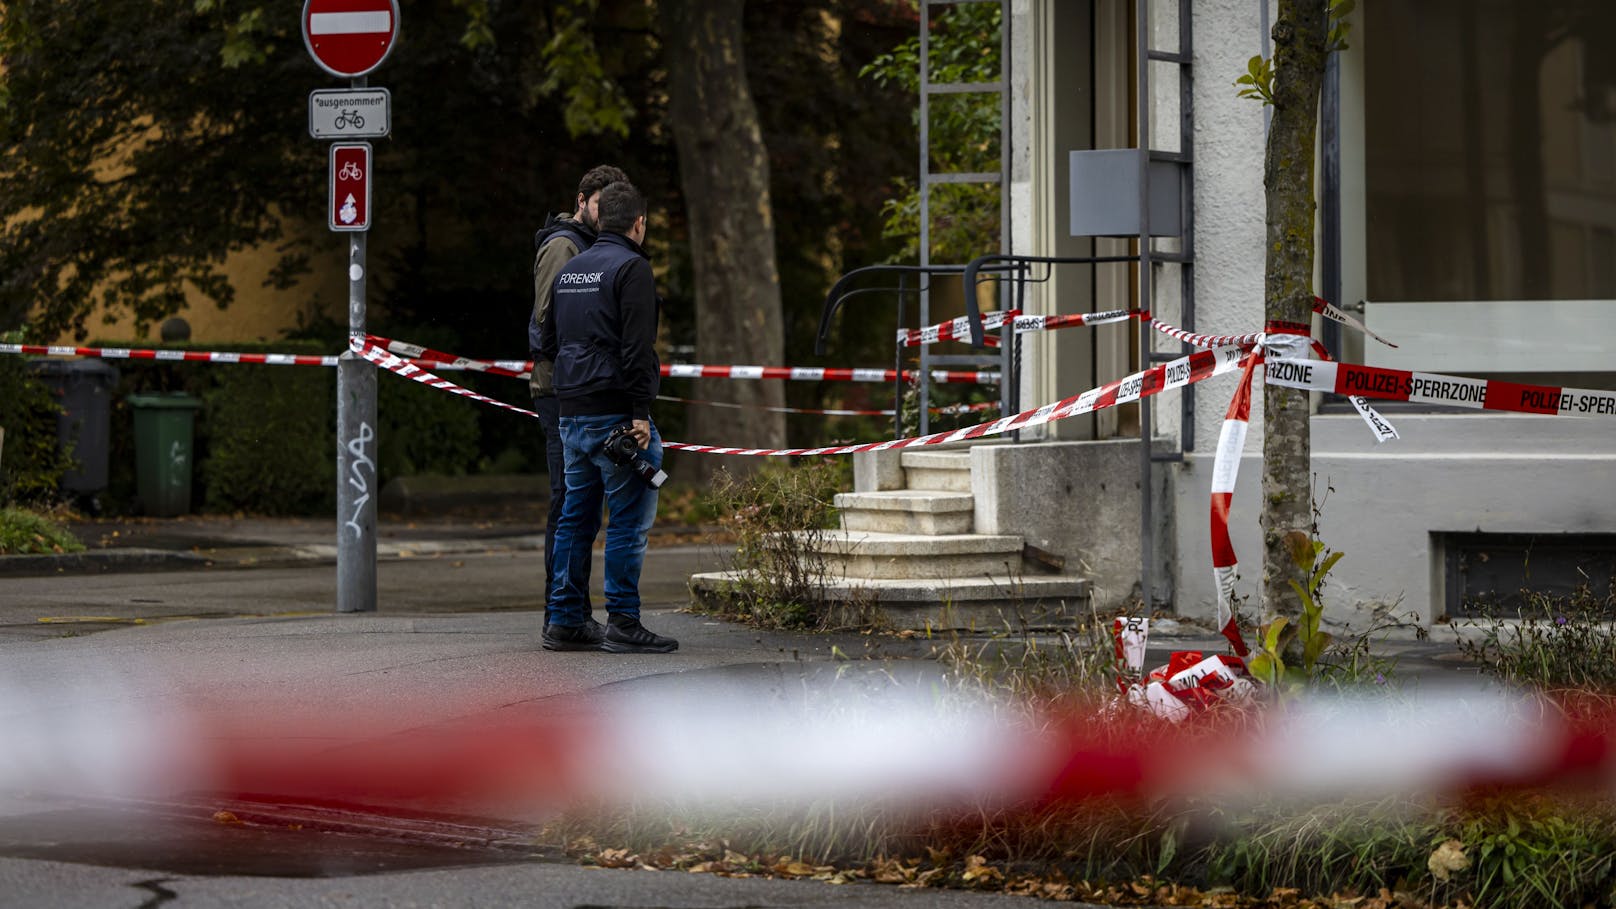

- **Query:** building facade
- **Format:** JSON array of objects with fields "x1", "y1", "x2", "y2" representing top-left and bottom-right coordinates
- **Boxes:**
[{"x1": 1003, "y1": 0, "x2": 1615, "y2": 626}]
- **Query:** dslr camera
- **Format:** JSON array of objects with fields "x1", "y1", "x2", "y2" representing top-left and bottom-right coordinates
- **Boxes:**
[{"x1": 602, "y1": 424, "x2": 668, "y2": 489}]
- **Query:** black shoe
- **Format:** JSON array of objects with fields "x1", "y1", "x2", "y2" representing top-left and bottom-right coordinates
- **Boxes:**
[
  {"x1": 602, "y1": 617, "x2": 678, "y2": 654},
  {"x1": 542, "y1": 618, "x2": 606, "y2": 652}
]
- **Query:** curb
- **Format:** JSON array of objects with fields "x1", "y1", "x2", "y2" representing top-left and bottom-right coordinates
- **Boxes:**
[
  {"x1": 2, "y1": 524, "x2": 719, "y2": 578},
  {"x1": 0, "y1": 535, "x2": 549, "y2": 578},
  {"x1": 0, "y1": 548, "x2": 209, "y2": 577}
]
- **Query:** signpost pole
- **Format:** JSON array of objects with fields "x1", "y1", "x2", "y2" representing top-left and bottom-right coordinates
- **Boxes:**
[{"x1": 336, "y1": 74, "x2": 377, "y2": 614}]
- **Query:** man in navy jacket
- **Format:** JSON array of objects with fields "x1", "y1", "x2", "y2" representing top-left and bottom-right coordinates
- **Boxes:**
[{"x1": 539, "y1": 181, "x2": 676, "y2": 654}]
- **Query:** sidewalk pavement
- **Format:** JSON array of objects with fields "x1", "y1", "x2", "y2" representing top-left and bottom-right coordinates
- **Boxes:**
[
  {"x1": 0, "y1": 507, "x2": 1480, "y2": 675},
  {"x1": 0, "y1": 509, "x2": 710, "y2": 576}
]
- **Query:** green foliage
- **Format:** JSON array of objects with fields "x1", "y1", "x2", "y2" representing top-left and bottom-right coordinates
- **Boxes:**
[
  {"x1": 936, "y1": 620, "x2": 1117, "y2": 715},
  {"x1": 1328, "y1": 0, "x2": 1356, "y2": 52},
  {"x1": 1235, "y1": 1, "x2": 1353, "y2": 105},
  {"x1": 1247, "y1": 530, "x2": 1340, "y2": 687},
  {"x1": 374, "y1": 374, "x2": 481, "y2": 484},
  {"x1": 201, "y1": 364, "x2": 333, "y2": 515},
  {"x1": 549, "y1": 785, "x2": 1616, "y2": 908},
  {"x1": 860, "y1": 2, "x2": 1002, "y2": 263},
  {"x1": 449, "y1": 0, "x2": 496, "y2": 50},
  {"x1": 1234, "y1": 54, "x2": 1276, "y2": 106},
  {"x1": 0, "y1": 506, "x2": 85, "y2": 555},
  {"x1": 1456, "y1": 803, "x2": 1616, "y2": 909},
  {"x1": 0, "y1": 339, "x2": 75, "y2": 506},
  {"x1": 699, "y1": 458, "x2": 852, "y2": 629},
  {"x1": 535, "y1": 0, "x2": 635, "y2": 139},
  {"x1": 1457, "y1": 583, "x2": 1616, "y2": 691},
  {"x1": 0, "y1": 0, "x2": 315, "y2": 339}
]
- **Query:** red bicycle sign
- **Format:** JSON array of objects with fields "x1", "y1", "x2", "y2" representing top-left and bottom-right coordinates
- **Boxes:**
[{"x1": 328, "y1": 143, "x2": 371, "y2": 232}]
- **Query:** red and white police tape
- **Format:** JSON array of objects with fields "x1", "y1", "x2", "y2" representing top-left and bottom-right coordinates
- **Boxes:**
[
  {"x1": 350, "y1": 335, "x2": 1250, "y2": 457},
  {"x1": 897, "y1": 308, "x2": 1146, "y2": 347},
  {"x1": 1202, "y1": 322, "x2": 1399, "y2": 663},
  {"x1": 656, "y1": 395, "x2": 999, "y2": 418},
  {"x1": 1111, "y1": 617, "x2": 1258, "y2": 723},
  {"x1": 896, "y1": 297, "x2": 1376, "y2": 354},
  {"x1": 1209, "y1": 356, "x2": 1260, "y2": 658},
  {"x1": 657, "y1": 344, "x2": 1251, "y2": 456},
  {"x1": 897, "y1": 310, "x2": 1012, "y2": 348},
  {"x1": 1265, "y1": 358, "x2": 1616, "y2": 418},
  {"x1": 354, "y1": 339, "x2": 544, "y2": 420},
  {"x1": 0, "y1": 342, "x2": 339, "y2": 367},
  {"x1": 375, "y1": 335, "x2": 1000, "y2": 385}
]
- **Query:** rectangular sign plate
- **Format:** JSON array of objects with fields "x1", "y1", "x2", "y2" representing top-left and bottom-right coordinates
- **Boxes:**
[
  {"x1": 309, "y1": 88, "x2": 390, "y2": 139},
  {"x1": 329, "y1": 142, "x2": 372, "y2": 232}
]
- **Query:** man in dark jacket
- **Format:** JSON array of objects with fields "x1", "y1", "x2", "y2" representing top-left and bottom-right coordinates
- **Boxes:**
[
  {"x1": 528, "y1": 164, "x2": 627, "y2": 632},
  {"x1": 539, "y1": 181, "x2": 676, "y2": 654}
]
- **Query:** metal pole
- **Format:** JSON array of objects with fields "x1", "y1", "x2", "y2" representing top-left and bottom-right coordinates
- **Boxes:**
[
  {"x1": 918, "y1": 3, "x2": 932, "y2": 438},
  {"x1": 336, "y1": 74, "x2": 378, "y2": 614},
  {"x1": 1321, "y1": 51, "x2": 1342, "y2": 358},
  {"x1": 1137, "y1": 0, "x2": 1154, "y2": 613},
  {"x1": 895, "y1": 273, "x2": 906, "y2": 440}
]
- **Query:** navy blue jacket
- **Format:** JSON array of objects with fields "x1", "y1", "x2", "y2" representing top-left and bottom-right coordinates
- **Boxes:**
[{"x1": 538, "y1": 231, "x2": 660, "y2": 421}]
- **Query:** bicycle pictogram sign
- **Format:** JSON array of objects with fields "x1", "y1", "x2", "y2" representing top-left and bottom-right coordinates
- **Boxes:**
[{"x1": 329, "y1": 143, "x2": 371, "y2": 232}]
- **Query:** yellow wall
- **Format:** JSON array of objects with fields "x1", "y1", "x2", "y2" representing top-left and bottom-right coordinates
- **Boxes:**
[{"x1": 65, "y1": 222, "x2": 349, "y2": 346}]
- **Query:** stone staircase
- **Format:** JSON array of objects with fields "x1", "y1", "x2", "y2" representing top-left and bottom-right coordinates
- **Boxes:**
[{"x1": 690, "y1": 446, "x2": 1089, "y2": 630}]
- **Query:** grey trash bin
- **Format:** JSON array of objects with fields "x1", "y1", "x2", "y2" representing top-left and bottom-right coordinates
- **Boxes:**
[{"x1": 26, "y1": 359, "x2": 120, "y2": 501}]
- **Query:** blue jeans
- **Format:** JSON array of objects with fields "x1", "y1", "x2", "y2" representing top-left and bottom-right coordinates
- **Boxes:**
[
  {"x1": 534, "y1": 396, "x2": 597, "y2": 624},
  {"x1": 547, "y1": 414, "x2": 662, "y2": 627}
]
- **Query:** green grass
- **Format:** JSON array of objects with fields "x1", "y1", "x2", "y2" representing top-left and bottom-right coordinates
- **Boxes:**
[
  {"x1": 0, "y1": 507, "x2": 85, "y2": 555},
  {"x1": 1456, "y1": 583, "x2": 1616, "y2": 691}
]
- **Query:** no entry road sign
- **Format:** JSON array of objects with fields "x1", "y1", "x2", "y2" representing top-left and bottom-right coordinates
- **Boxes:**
[
  {"x1": 329, "y1": 143, "x2": 372, "y2": 232},
  {"x1": 303, "y1": 0, "x2": 400, "y2": 79}
]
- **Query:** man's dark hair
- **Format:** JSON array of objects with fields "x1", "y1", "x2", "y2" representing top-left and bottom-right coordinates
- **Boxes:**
[
  {"x1": 577, "y1": 165, "x2": 629, "y2": 203},
  {"x1": 597, "y1": 181, "x2": 647, "y2": 235}
]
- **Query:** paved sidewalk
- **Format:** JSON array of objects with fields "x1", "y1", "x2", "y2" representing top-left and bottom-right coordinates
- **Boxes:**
[{"x1": 0, "y1": 509, "x2": 712, "y2": 576}]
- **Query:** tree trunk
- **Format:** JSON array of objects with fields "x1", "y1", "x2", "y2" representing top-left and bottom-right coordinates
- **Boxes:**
[
  {"x1": 1260, "y1": 0, "x2": 1327, "y2": 621},
  {"x1": 659, "y1": 0, "x2": 788, "y2": 479}
]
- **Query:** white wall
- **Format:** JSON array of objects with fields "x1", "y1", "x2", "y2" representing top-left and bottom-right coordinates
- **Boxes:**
[{"x1": 1174, "y1": 413, "x2": 1616, "y2": 626}]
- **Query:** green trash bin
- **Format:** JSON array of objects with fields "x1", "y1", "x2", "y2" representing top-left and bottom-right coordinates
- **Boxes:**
[{"x1": 128, "y1": 393, "x2": 202, "y2": 516}]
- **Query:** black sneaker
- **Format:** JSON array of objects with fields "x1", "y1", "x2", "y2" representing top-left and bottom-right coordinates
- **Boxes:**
[
  {"x1": 602, "y1": 617, "x2": 678, "y2": 654},
  {"x1": 542, "y1": 618, "x2": 606, "y2": 652}
]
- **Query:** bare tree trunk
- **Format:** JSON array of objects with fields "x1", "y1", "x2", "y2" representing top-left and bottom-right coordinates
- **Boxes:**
[
  {"x1": 1260, "y1": 0, "x2": 1327, "y2": 621},
  {"x1": 659, "y1": 0, "x2": 788, "y2": 478}
]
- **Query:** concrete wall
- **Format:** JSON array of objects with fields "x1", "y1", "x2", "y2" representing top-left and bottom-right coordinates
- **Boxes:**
[
  {"x1": 1172, "y1": 413, "x2": 1616, "y2": 627},
  {"x1": 972, "y1": 440, "x2": 1154, "y2": 611},
  {"x1": 1186, "y1": 0, "x2": 1272, "y2": 450}
]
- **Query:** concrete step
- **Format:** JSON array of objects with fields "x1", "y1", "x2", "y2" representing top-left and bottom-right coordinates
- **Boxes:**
[
  {"x1": 803, "y1": 529, "x2": 1022, "y2": 580},
  {"x1": 835, "y1": 490, "x2": 975, "y2": 535},
  {"x1": 900, "y1": 450, "x2": 972, "y2": 491},
  {"x1": 689, "y1": 570, "x2": 1090, "y2": 631}
]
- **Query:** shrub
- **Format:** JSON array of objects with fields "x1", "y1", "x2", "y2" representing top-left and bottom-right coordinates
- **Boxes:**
[
  {"x1": 0, "y1": 506, "x2": 85, "y2": 555},
  {"x1": 202, "y1": 364, "x2": 335, "y2": 514},
  {"x1": 1457, "y1": 583, "x2": 1616, "y2": 691},
  {"x1": 699, "y1": 458, "x2": 852, "y2": 629},
  {"x1": 0, "y1": 337, "x2": 74, "y2": 506},
  {"x1": 375, "y1": 374, "x2": 481, "y2": 483}
]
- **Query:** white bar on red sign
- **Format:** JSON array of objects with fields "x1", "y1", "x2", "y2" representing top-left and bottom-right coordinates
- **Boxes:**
[{"x1": 309, "y1": 11, "x2": 391, "y2": 34}]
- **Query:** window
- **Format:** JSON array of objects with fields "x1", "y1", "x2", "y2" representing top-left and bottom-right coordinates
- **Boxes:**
[{"x1": 1360, "y1": 0, "x2": 1616, "y2": 384}]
